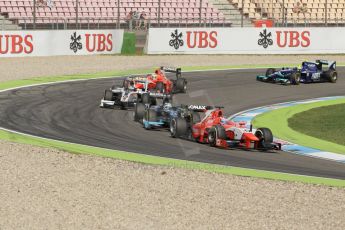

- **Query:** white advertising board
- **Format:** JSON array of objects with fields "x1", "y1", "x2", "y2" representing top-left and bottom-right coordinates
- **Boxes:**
[
  {"x1": 0, "y1": 29, "x2": 124, "y2": 57},
  {"x1": 146, "y1": 27, "x2": 345, "y2": 54}
]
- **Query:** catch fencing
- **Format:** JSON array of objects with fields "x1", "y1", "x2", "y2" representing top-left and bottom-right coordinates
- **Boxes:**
[{"x1": 0, "y1": 0, "x2": 343, "y2": 31}]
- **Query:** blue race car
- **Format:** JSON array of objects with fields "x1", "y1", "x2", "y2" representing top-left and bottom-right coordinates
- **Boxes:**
[{"x1": 256, "y1": 60, "x2": 338, "y2": 85}]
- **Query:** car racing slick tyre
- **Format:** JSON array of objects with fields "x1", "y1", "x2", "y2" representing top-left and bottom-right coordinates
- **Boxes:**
[
  {"x1": 208, "y1": 125, "x2": 226, "y2": 147},
  {"x1": 134, "y1": 103, "x2": 145, "y2": 122},
  {"x1": 122, "y1": 80, "x2": 129, "y2": 89},
  {"x1": 145, "y1": 108, "x2": 157, "y2": 122},
  {"x1": 170, "y1": 118, "x2": 188, "y2": 138},
  {"x1": 290, "y1": 72, "x2": 300, "y2": 85},
  {"x1": 104, "y1": 90, "x2": 113, "y2": 101},
  {"x1": 265, "y1": 68, "x2": 276, "y2": 77},
  {"x1": 141, "y1": 93, "x2": 150, "y2": 104},
  {"x1": 143, "y1": 108, "x2": 157, "y2": 130},
  {"x1": 326, "y1": 70, "x2": 337, "y2": 83},
  {"x1": 175, "y1": 78, "x2": 187, "y2": 93},
  {"x1": 255, "y1": 128, "x2": 274, "y2": 149},
  {"x1": 141, "y1": 93, "x2": 157, "y2": 105},
  {"x1": 155, "y1": 82, "x2": 165, "y2": 93},
  {"x1": 119, "y1": 103, "x2": 126, "y2": 110}
]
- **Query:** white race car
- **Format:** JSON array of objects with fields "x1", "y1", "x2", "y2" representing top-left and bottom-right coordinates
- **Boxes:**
[{"x1": 100, "y1": 76, "x2": 153, "y2": 110}]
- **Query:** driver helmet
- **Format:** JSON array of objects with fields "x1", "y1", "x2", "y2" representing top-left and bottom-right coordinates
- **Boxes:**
[
  {"x1": 220, "y1": 118, "x2": 228, "y2": 124},
  {"x1": 163, "y1": 103, "x2": 172, "y2": 110},
  {"x1": 216, "y1": 110, "x2": 223, "y2": 117},
  {"x1": 150, "y1": 74, "x2": 157, "y2": 80},
  {"x1": 212, "y1": 110, "x2": 223, "y2": 118},
  {"x1": 155, "y1": 69, "x2": 163, "y2": 75}
]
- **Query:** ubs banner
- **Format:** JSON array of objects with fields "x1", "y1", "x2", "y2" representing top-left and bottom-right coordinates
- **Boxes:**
[
  {"x1": 0, "y1": 29, "x2": 124, "y2": 57},
  {"x1": 146, "y1": 27, "x2": 345, "y2": 54}
]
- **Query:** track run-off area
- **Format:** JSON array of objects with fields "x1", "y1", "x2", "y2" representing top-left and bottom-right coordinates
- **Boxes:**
[{"x1": 1, "y1": 68, "x2": 345, "y2": 180}]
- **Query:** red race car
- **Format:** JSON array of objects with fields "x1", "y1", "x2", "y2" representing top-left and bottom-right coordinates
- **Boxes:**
[
  {"x1": 170, "y1": 105, "x2": 281, "y2": 151},
  {"x1": 128, "y1": 67, "x2": 187, "y2": 94}
]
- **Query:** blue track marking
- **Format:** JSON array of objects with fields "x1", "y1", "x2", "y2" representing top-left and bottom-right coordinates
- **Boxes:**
[{"x1": 229, "y1": 96, "x2": 345, "y2": 163}]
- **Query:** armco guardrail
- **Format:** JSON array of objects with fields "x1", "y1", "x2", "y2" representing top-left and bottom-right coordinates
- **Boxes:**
[
  {"x1": 0, "y1": 29, "x2": 124, "y2": 57},
  {"x1": 145, "y1": 27, "x2": 345, "y2": 54}
]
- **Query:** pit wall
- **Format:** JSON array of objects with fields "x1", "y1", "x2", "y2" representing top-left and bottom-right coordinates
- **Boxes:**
[
  {"x1": 145, "y1": 27, "x2": 345, "y2": 54},
  {"x1": 0, "y1": 30, "x2": 124, "y2": 57}
]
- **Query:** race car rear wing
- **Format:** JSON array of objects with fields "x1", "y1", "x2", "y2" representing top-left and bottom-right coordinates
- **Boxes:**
[
  {"x1": 315, "y1": 60, "x2": 336, "y2": 70},
  {"x1": 127, "y1": 75, "x2": 148, "y2": 82},
  {"x1": 148, "y1": 92, "x2": 172, "y2": 100},
  {"x1": 186, "y1": 105, "x2": 223, "y2": 112},
  {"x1": 160, "y1": 66, "x2": 182, "y2": 78}
]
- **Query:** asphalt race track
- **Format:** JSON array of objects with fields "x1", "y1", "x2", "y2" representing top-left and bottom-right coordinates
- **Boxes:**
[{"x1": 1, "y1": 68, "x2": 345, "y2": 179}]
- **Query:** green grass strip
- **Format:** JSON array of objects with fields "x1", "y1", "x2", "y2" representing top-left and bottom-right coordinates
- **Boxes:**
[
  {"x1": 253, "y1": 98, "x2": 345, "y2": 155},
  {"x1": 289, "y1": 104, "x2": 345, "y2": 146},
  {"x1": 1, "y1": 129, "x2": 344, "y2": 187},
  {"x1": 1, "y1": 65, "x2": 345, "y2": 187}
]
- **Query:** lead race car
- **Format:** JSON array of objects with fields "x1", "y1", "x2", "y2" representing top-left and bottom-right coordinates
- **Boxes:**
[
  {"x1": 148, "y1": 67, "x2": 187, "y2": 94},
  {"x1": 169, "y1": 106, "x2": 281, "y2": 151},
  {"x1": 256, "y1": 60, "x2": 338, "y2": 85},
  {"x1": 100, "y1": 67, "x2": 187, "y2": 109}
]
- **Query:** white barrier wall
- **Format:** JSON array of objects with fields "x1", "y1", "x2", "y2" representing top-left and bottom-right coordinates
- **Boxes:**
[
  {"x1": 0, "y1": 30, "x2": 124, "y2": 57},
  {"x1": 146, "y1": 27, "x2": 345, "y2": 54}
]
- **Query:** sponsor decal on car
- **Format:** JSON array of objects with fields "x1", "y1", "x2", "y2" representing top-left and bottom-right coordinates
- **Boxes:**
[
  {"x1": 188, "y1": 105, "x2": 207, "y2": 110},
  {"x1": 149, "y1": 92, "x2": 166, "y2": 97}
]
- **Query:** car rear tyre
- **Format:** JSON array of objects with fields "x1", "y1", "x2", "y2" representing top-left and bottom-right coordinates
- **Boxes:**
[
  {"x1": 141, "y1": 93, "x2": 150, "y2": 104},
  {"x1": 144, "y1": 108, "x2": 157, "y2": 129},
  {"x1": 122, "y1": 80, "x2": 129, "y2": 89},
  {"x1": 208, "y1": 125, "x2": 226, "y2": 147},
  {"x1": 265, "y1": 68, "x2": 276, "y2": 77},
  {"x1": 176, "y1": 78, "x2": 187, "y2": 93},
  {"x1": 120, "y1": 103, "x2": 126, "y2": 110},
  {"x1": 326, "y1": 70, "x2": 337, "y2": 83},
  {"x1": 170, "y1": 118, "x2": 188, "y2": 138},
  {"x1": 290, "y1": 72, "x2": 300, "y2": 85},
  {"x1": 255, "y1": 128, "x2": 273, "y2": 149},
  {"x1": 155, "y1": 82, "x2": 165, "y2": 93},
  {"x1": 145, "y1": 108, "x2": 157, "y2": 122},
  {"x1": 104, "y1": 90, "x2": 113, "y2": 101},
  {"x1": 134, "y1": 103, "x2": 145, "y2": 122}
]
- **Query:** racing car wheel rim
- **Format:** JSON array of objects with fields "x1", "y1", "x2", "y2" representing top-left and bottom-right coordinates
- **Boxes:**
[
  {"x1": 333, "y1": 73, "x2": 337, "y2": 81},
  {"x1": 254, "y1": 129, "x2": 264, "y2": 140},
  {"x1": 170, "y1": 120, "x2": 176, "y2": 136},
  {"x1": 208, "y1": 129, "x2": 216, "y2": 144}
]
